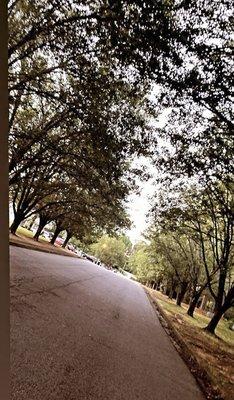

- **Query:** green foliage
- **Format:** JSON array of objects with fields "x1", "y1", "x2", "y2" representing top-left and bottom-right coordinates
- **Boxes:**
[
  {"x1": 90, "y1": 234, "x2": 131, "y2": 268},
  {"x1": 128, "y1": 242, "x2": 162, "y2": 284},
  {"x1": 69, "y1": 237, "x2": 93, "y2": 253},
  {"x1": 9, "y1": 1, "x2": 159, "y2": 240},
  {"x1": 148, "y1": 178, "x2": 234, "y2": 329}
]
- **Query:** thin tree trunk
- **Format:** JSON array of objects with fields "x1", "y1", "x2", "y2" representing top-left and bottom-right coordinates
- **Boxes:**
[
  {"x1": 28, "y1": 215, "x2": 37, "y2": 230},
  {"x1": 168, "y1": 280, "x2": 177, "y2": 299},
  {"x1": 50, "y1": 226, "x2": 62, "y2": 245},
  {"x1": 200, "y1": 295, "x2": 208, "y2": 310},
  {"x1": 168, "y1": 287, "x2": 173, "y2": 299},
  {"x1": 187, "y1": 292, "x2": 201, "y2": 317},
  {"x1": 62, "y1": 232, "x2": 72, "y2": 248},
  {"x1": 176, "y1": 282, "x2": 188, "y2": 306},
  {"x1": 176, "y1": 292, "x2": 184, "y2": 306},
  {"x1": 188, "y1": 282, "x2": 209, "y2": 317},
  {"x1": 213, "y1": 269, "x2": 227, "y2": 313},
  {"x1": 162, "y1": 285, "x2": 167, "y2": 295},
  {"x1": 33, "y1": 217, "x2": 48, "y2": 241}
]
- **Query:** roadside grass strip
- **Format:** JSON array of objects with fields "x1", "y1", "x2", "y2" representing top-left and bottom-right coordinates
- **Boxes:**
[{"x1": 146, "y1": 288, "x2": 234, "y2": 400}]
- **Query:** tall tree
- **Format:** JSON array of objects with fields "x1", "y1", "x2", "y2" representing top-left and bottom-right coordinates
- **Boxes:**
[
  {"x1": 90, "y1": 234, "x2": 131, "y2": 268},
  {"x1": 150, "y1": 180, "x2": 233, "y2": 332}
]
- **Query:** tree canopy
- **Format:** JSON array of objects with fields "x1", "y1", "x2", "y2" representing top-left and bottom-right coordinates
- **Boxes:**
[{"x1": 90, "y1": 234, "x2": 131, "y2": 268}]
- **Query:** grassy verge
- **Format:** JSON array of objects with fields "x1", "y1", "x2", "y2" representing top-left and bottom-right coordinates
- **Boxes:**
[
  {"x1": 146, "y1": 288, "x2": 234, "y2": 400},
  {"x1": 9, "y1": 227, "x2": 79, "y2": 258},
  {"x1": 16, "y1": 226, "x2": 49, "y2": 242}
]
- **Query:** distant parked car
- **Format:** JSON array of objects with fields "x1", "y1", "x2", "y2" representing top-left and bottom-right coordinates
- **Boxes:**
[
  {"x1": 85, "y1": 254, "x2": 95, "y2": 262},
  {"x1": 81, "y1": 253, "x2": 100, "y2": 264},
  {"x1": 67, "y1": 245, "x2": 77, "y2": 253},
  {"x1": 55, "y1": 237, "x2": 64, "y2": 246}
]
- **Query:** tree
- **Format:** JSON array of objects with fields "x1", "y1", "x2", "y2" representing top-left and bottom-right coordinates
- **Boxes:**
[
  {"x1": 9, "y1": 84, "x2": 148, "y2": 235},
  {"x1": 148, "y1": 232, "x2": 187, "y2": 305},
  {"x1": 150, "y1": 180, "x2": 233, "y2": 332},
  {"x1": 90, "y1": 235, "x2": 131, "y2": 269},
  {"x1": 148, "y1": 227, "x2": 213, "y2": 313},
  {"x1": 156, "y1": 113, "x2": 233, "y2": 184},
  {"x1": 105, "y1": 1, "x2": 233, "y2": 132},
  {"x1": 127, "y1": 241, "x2": 164, "y2": 288},
  {"x1": 9, "y1": 153, "x2": 63, "y2": 234},
  {"x1": 9, "y1": 24, "x2": 154, "y2": 240}
]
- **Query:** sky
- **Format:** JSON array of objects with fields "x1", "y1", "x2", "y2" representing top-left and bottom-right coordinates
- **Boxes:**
[
  {"x1": 126, "y1": 174, "x2": 155, "y2": 244},
  {"x1": 125, "y1": 101, "x2": 170, "y2": 245}
]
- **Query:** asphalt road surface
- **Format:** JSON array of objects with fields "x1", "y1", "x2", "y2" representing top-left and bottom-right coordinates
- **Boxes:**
[{"x1": 11, "y1": 246, "x2": 204, "y2": 400}]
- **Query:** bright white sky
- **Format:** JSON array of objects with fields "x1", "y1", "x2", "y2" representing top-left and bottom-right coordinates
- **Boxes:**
[
  {"x1": 125, "y1": 101, "x2": 171, "y2": 244},
  {"x1": 126, "y1": 171, "x2": 156, "y2": 244}
]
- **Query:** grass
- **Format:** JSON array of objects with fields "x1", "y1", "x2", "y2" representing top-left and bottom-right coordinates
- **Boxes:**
[
  {"x1": 147, "y1": 288, "x2": 234, "y2": 400},
  {"x1": 10, "y1": 226, "x2": 79, "y2": 259},
  {"x1": 154, "y1": 290, "x2": 233, "y2": 346},
  {"x1": 16, "y1": 226, "x2": 49, "y2": 243}
]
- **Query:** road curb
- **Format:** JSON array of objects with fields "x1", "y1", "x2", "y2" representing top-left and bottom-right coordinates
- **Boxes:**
[
  {"x1": 9, "y1": 240, "x2": 80, "y2": 259},
  {"x1": 144, "y1": 287, "x2": 223, "y2": 400}
]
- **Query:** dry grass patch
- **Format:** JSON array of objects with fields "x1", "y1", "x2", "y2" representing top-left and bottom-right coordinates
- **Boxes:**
[{"x1": 147, "y1": 288, "x2": 234, "y2": 400}]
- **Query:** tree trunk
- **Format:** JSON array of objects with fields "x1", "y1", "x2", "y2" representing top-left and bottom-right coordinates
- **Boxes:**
[
  {"x1": 168, "y1": 287, "x2": 173, "y2": 299},
  {"x1": 162, "y1": 285, "x2": 167, "y2": 295},
  {"x1": 50, "y1": 226, "x2": 62, "y2": 245},
  {"x1": 62, "y1": 232, "x2": 72, "y2": 248},
  {"x1": 33, "y1": 216, "x2": 48, "y2": 241},
  {"x1": 187, "y1": 284, "x2": 208, "y2": 317},
  {"x1": 10, "y1": 212, "x2": 24, "y2": 234},
  {"x1": 204, "y1": 309, "x2": 224, "y2": 334},
  {"x1": 213, "y1": 269, "x2": 227, "y2": 314},
  {"x1": 168, "y1": 280, "x2": 177, "y2": 299},
  {"x1": 156, "y1": 281, "x2": 161, "y2": 291},
  {"x1": 176, "y1": 282, "x2": 188, "y2": 306},
  {"x1": 28, "y1": 215, "x2": 37, "y2": 230},
  {"x1": 200, "y1": 295, "x2": 208, "y2": 310},
  {"x1": 187, "y1": 292, "x2": 201, "y2": 317},
  {"x1": 205, "y1": 286, "x2": 234, "y2": 334}
]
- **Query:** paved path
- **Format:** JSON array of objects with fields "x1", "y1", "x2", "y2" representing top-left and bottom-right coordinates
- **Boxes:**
[{"x1": 10, "y1": 246, "x2": 204, "y2": 400}]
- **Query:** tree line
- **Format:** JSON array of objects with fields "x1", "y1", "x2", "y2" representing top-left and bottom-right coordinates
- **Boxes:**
[
  {"x1": 129, "y1": 180, "x2": 233, "y2": 334},
  {"x1": 8, "y1": 0, "x2": 157, "y2": 241}
]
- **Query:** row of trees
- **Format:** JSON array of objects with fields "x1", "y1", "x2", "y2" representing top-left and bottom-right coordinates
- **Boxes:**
[
  {"x1": 129, "y1": 180, "x2": 233, "y2": 334},
  {"x1": 9, "y1": 1, "x2": 232, "y2": 247},
  {"x1": 9, "y1": 162, "x2": 134, "y2": 247},
  {"x1": 8, "y1": 1, "x2": 157, "y2": 242}
]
